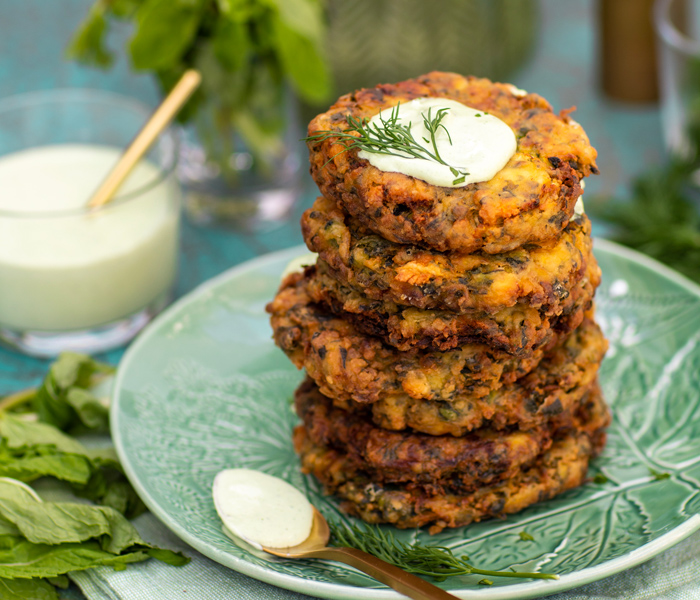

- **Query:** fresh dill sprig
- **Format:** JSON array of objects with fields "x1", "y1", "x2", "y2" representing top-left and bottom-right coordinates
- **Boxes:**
[
  {"x1": 329, "y1": 521, "x2": 558, "y2": 582},
  {"x1": 305, "y1": 103, "x2": 470, "y2": 185}
]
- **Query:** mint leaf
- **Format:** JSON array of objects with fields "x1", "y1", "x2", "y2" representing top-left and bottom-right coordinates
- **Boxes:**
[
  {"x1": 0, "y1": 537, "x2": 150, "y2": 579},
  {"x1": 0, "y1": 415, "x2": 145, "y2": 517},
  {"x1": 65, "y1": 4, "x2": 113, "y2": 68},
  {"x1": 213, "y1": 16, "x2": 250, "y2": 72},
  {"x1": 130, "y1": 0, "x2": 203, "y2": 70},
  {"x1": 0, "y1": 480, "x2": 188, "y2": 577},
  {"x1": 33, "y1": 352, "x2": 114, "y2": 434},
  {"x1": 0, "y1": 414, "x2": 86, "y2": 455},
  {"x1": 270, "y1": 14, "x2": 330, "y2": 103},
  {"x1": 265, "y1": 0, "x2": 324, "y2": 42},
  {"x1": 0, "y1": 446, "x2": 92, "y2": 484},
  {"x1": 0, "y1": 577, "x2": 58, "y2": 600}
]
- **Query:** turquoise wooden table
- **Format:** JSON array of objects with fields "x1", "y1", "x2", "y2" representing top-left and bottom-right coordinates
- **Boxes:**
[{"x1": 0, "y1": 1, "x2": 669, "y2": 599}]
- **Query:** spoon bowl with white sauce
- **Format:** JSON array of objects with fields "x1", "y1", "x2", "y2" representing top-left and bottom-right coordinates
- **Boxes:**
[{"x1": 213, "y1": 468, "x2": 459, "y2": 600}]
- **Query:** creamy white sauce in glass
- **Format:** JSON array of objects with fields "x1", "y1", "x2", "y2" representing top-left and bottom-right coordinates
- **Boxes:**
[
  {"x1": 357, "y1": 97, "x2": 517, "y2": 188},
  {"x1": 213, "y1": 468, "x2": 314, "y2": 550},
  {"x1": 0, "y1": 144, "x2": 180, "y2": 332}
]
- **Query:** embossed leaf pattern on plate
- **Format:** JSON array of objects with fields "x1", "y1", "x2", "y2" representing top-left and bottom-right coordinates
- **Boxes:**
[{"x1": 112, "y1": 241, "x2": 700, "y2": 600}]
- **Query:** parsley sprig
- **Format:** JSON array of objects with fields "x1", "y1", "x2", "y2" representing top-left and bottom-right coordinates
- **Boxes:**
[
  {"x1": 329, "y1": 521, "x2": 558, "y2": 582},
  {"x1": 306, "y1": 104, "x2": 470, "y2": 185}
]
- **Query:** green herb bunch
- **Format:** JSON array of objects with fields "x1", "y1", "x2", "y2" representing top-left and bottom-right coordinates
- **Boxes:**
[
  {"x1": 329, "y1": 521, "x2": 557, "y2": 583},
  {"x1": 68, "y1": 0, "x2": 331, "y2": 180},
  {"x1": 306, "y1": 104, "x2": 471, "y2": 185},
  {"x1": 592, "y1": 59, "x2": 700, "y2": 282},
  {"x1": 0, "y1": 353, "x2": 188, "y2": 600}
]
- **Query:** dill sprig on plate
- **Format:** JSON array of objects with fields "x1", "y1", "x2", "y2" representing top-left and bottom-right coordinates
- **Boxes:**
[
  {"x1": 329, "y1": 521, "x2": 558, "y2": 582},
  {"x1": 305, "y1": 103, "x2": 470, "y2": 185}
]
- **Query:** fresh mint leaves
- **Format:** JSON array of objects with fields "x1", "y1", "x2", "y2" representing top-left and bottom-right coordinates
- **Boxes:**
[
  {"x1": 0, "y1": 354, "x2": 188, "y2": 597},
  {"x1": 68, "y1": 0, "x2": 331, "y2": 179},
  {"x1": 33, "y1": 352, "x2": 114, "y2": 434},
  {"x1": 0, "y1": 404, "x2": 145, "y2": 518},
  {"x1": 0, "y1": 479, "x2": 187, "y2": 586}
]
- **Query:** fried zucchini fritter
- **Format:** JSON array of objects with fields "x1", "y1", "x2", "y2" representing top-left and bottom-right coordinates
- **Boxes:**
[
  {"x1": 267, "y1": 270, "x2": 556, "y2": 406},
  {"x1": 294, "y1": 378, "x2": 609, "y2": 497},
  {"x1": 294, "y1": 421, "x2": 606, "y2": 532},
  {"x1": 302, "y1": 194, "x2": 592, "y2": 314},
  {"x1": 307, "y1": 72, "x2": 598, "y2": 254},
  {"x1": 307, "y1": 258, "x2": 599, "y2": 353}
]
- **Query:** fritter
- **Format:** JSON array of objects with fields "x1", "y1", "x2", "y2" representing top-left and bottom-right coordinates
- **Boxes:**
[
  {"x1": 294, "y1": 425, "x2": 605, "y2": 533},
  {"x1": 302, "y1": 195, "x2": 593, "y2": 315},
  {"x1": 267, "y1": 270, "x2": 556, "y2": 406},
  {"x1": 365, "y1": 319, "x2": 608, "y2": 436},
  {"x1": 307, "y1": 72, "x2": 598, "y2": 254},
  {"x1": 295, "y1": 377, "x2": 609, "y2": 496},
  {"x1": 306, "y1": 258, "x2": 599, "y2": 353}
]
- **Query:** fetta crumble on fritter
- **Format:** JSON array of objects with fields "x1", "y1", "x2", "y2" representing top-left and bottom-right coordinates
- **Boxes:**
[
  {"x1": 302, "y1": 194, "x2": 593, "y2": 314},
  {"x1": 307, "y1": 72, "x2": 598, "y2": 254}
]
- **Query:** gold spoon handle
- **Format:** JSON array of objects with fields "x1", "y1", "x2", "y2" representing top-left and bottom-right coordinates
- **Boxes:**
[
  {"x1": 87, "y1": 69, "x2": 202, "y2": 209},
  {"x1": 304, "y1": 547, "x2": 460, "y2": 600}
]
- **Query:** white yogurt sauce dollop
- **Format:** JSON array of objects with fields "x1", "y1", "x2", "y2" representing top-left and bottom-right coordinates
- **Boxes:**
[
  {"x1": 213, "y1": 469, "x2": 314, "y2": 549},
  {"x1": 357, "y1": 98, "x2": 516, "y2": 188}
]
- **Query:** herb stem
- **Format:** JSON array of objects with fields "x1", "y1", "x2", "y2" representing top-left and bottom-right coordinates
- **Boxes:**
[
  {"x1": 464, "y1": 568, "x2": 558, "y2": 580},
  {"x1": 306, "y1": 103, "x2": 470, "y2": 185},
  {"x1": 329, "y1": 521, "x2": 558, "y2": 583}
]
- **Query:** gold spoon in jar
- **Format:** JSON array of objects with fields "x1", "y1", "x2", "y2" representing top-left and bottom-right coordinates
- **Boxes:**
[
  {"x1": 86, "y1": 69, "x2": 201, "y2": 209},
  {"x1": 263, "y1": 507, "x2": 459, "y2": 600}
]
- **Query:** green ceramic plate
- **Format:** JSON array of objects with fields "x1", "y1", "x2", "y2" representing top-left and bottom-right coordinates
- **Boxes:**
[{"x1": 112, "y1": 240, "x2": 700, "y2": 600}]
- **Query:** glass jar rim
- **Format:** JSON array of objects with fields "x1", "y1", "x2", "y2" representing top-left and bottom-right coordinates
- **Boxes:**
[
  {"x1": 0, "y1": 88, "x2": 178, "y2": 219},
  {"x1": 654, "y1": 0, "x2": 700, "y2": 56}
]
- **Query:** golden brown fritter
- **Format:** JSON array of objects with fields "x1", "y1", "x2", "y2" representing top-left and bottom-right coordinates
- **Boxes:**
[
  {"x1": 307, "y1": 72, "x2": 598, "y2": 254},
  {"x1": 294, "y1": 377, "x2": 556, "y2": 495},
  {"x1": 267, "y1": 270, "x2": 558, "y2": 407},
  {"x1": 364, "y1": 319, "x2": 608, "y2": 436},
  {"x1": 294, "y1": 420, "x2": 606, "y2": 532},
  {"x1": 302, "y1": 195, "x2": 593, "y2": 314},
  {"x1": 307, "y1": 258, "x2": 599, "y2": 353}
]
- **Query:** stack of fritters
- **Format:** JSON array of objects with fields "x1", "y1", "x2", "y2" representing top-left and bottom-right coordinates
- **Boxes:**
[{"x1": 267, "y1": 72, "x2": 609, "y2": 533}]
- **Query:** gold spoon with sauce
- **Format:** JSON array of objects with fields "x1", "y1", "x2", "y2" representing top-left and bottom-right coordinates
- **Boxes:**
[{"x1": 263, "y1": 507, "x2": 460, "y2": 600}]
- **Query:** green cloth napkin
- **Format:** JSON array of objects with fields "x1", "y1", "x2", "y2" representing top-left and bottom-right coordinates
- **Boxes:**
[{"x1": 65, "y1": 511, "x2": 700, "y2": 600}]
